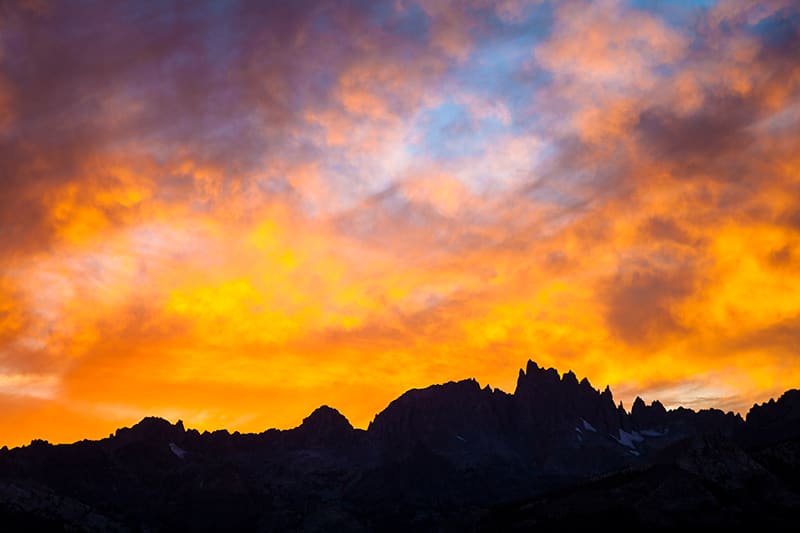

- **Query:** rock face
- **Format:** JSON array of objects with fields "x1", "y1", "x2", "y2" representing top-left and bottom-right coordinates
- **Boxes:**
[
  {"x1": 290, "y1": 405, "x2": 357, "y2": 448},
  {"x1": 369, "y1": 379, "x2": 516, "y2": 465},
  {"x1": 0, "y1": 360, "x2": 798, "y2": 532},
  {"x1": 514, "y1": 362, "x2": 621, "y2": 437},
  {"x1": 369, "y1": 360, "x2": 742, "y2": 477},
  {"x1": 742, "y1": 389, "x2": 800, "y2": 447}
]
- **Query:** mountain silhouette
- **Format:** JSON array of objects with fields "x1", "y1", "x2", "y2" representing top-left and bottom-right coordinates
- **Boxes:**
[{"x1": 1, "y1": 360, "x2": 798, "y2": 531}]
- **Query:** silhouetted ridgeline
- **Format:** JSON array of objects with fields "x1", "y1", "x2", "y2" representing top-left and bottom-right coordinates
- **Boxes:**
[{"x1": 1, "y1": 360, "x2": 799, "y2": 531}]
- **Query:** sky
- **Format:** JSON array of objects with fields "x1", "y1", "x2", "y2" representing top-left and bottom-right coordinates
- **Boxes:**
[{"x1": 0, "y1": 0, "x2": 799, "y2": 447}]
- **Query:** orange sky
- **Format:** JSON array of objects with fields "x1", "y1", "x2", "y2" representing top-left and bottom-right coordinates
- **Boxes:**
[{"x1": 1, "y1": 0, "x2": 799, "y2": 448}]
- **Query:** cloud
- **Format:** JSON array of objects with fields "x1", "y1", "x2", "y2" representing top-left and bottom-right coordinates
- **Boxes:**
[
  {"x1": 0, "y1": 0, "x2": 799, "y2": 446},
  {"x1": 601, "y1": 255, "x2": 698, "y2": 346},
  {"x1": 638, "y1": 216, "x2": 695, "y2": 246}
]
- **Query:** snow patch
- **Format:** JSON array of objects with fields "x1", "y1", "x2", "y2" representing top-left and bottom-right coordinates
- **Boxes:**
[
  {"x1": 614, "y1": 430, "x2": 644, "y2": 449},
  {"x1": 581, "y1": 419, "x2": 597, "y2": 433},
  {"x1": 169, "y1": 442, "x2": 186, "y2": 459},
  {"x1": 455, "y1": 435, "x2": 466, "y2": 443},
  {"x1": 628, "y1": 450, "x2": 640, "y2": 456}
]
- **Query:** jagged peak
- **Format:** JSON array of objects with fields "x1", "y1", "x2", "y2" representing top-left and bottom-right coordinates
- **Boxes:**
[
  {"x1": 754, "y1": 389, "x2": 799, "y2": 408},
  {"x1": 300, "y1": 405, "x2": 353, "y2": 431},
  {"x1": 134, "y1": 416, "x2": 184, "y2": 431},
  {"x1": 519, "y1": 360, "x2": 604, "y2": 389},
  {"x1": 375, "y1": 379, "x2": 485, "y2": 412},
  {"x1": 136, "y1": 415, "x2": 168, "y2": 425},
  {"x1": 515, "y1": 360, "x2": 620, "y2": 404},
  {"x1": 599, "y1": 385, "x2": 615, "y2": 405},
  {"x1": 517, "y1": 359, "x2": 559, "y2": 383},
  {"x1": 632, "y1": 396, "x2": 646, "y2": 413},
  {"x1": 746, "y1": 389, "x2": 800, "y2": 423},
  {"x1": 367, "y1": 378, "x2": 496, "y2": 436},
  {"x1": 114, "y1": 416, "x2": 186, "y2": 442},
  {"x1": 779, "y1": 389, "x2": 800, "y2": 402}
]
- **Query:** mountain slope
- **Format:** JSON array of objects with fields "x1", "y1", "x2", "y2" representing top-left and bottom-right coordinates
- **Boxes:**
[{"x1": 0, "y1": 360, "x2": 797, "y2": 532}]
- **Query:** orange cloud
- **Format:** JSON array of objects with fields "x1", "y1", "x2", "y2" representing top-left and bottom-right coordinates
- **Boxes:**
[{"x1": 0, "y1": 0, "x2": 799, "y2": 449}]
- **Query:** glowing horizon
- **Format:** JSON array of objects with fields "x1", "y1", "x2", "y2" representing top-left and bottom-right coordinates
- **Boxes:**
[{"x1": 1, "y1": 0, "x2": 799, "y2": 448}]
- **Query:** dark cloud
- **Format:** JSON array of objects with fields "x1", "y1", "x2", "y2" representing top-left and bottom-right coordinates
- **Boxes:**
[
  {"x1": 780, "y1": 210, "x2": 800, "y2": 232},
  {"x1": 768, "y1": 244, "x2": 794, "y2": 268},
  {"x1": 726, "y1": 316, "x2": 800, "y2": 356},
  {"x1": 636, "y1": 96, "x2": 757, "y2": 171},
  {"x1": 0, "y1": 0, "x2": 449, "y2": 254},
  {"x1": 633, "y1": 13, "x2": 800, "y2": 184},
  {"x1": 602, "y1": 255, "x2": 698, "y2": 346},
  {"x1": 639, "y1": 216, "x2": 693, "y2": 246}
]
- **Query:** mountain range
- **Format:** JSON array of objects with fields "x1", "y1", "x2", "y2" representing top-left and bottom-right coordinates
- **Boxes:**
[{"x1": 1, "y1": 360, "x2": 799, "y2": 531}]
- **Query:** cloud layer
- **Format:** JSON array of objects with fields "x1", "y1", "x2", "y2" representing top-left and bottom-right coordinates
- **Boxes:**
[{"x1": 1, "y1": 0, "x2": 799, "y2": 446}]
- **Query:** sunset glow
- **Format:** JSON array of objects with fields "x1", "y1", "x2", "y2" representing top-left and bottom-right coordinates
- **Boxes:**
[{"x1": 1, "y1": 0, "x2": 799, "y2": 447}]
